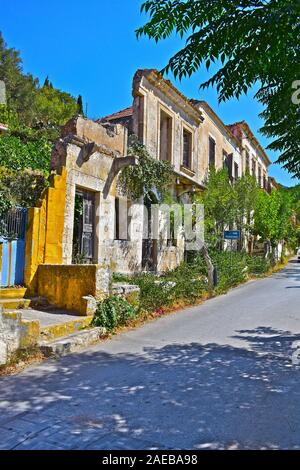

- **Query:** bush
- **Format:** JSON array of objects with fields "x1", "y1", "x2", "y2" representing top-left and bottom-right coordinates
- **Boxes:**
[
  {"x1": 246, "y1": 254, "x2": 271, "y2": 275},
  {"x1": 164, "y1": 262, "x2": 207, "y2": 304},
  {"x1": 115, "y1": 261, "x2": 207, "y2": 313},
  {"x1": 92, "y1": 296, "x2": 137, "y2": 332},
  {"x1": 0, "y1": 167, "x2": 48, "y2": 215},
  {"x1": 112, "y1": 251, "x2": 273, "y2": 315},
  {"x1": 210, "y1": 251, "x2": 248, "y2": 292},
  {"x1": 130, "y1": 274, "x2": 173, "y2": 312}
]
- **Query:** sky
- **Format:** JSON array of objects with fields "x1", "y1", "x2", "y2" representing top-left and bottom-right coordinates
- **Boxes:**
[{"x1": 1, "y1": 0, "x2": 298, "y2": 187}]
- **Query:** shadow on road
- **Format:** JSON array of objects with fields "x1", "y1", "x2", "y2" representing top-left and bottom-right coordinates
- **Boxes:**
[
  {"x1": 0, "y1": 325, "x2": 300, "y2": 450},
  {"x1": 273, "y1": 260, "x2": 300, "y2": 284}
]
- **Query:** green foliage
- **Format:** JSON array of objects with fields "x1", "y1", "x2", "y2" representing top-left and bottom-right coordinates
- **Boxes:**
[
  {"x1": 35, "y1": 85, "x2": 78, "y2": 126},
  {"x1": 118, "y1": 136, "x2": 174, "y2": 200},
  {"x1": 128, "y1": 274, "x2": 172, "y2": 312},
  {"x1": 0, "y1": 133, "x2": 52, "y2": 172},
  {"x1": 92, "y1": 296, "x2": 137, "y2": 332},
  {"x1": 195, "y1": 169, "x2": 259, "y2": 250},
  {"x1": 113, "y1": 251, "x2": 271, "y2": 313},
  {"x1": 0, "y1": 32, "x2": 79, "y2": 130},
  {"x1": 77, "y1": 95, "x2": 84, "y2": 115},
  {"x1": 195, "y1": 168, "x2": 237, "y2": 249},
  {"x1": 193, "y1": 250, "x2": 270, "y2": 290},
  {"x1": 234, "y1": 173, "x2": 258, "y2": 247},
  {"x1": 253, "y1": 189, "x2": 294, "y2": 247},
  {"x1": 0, "y1": 166, "x2": 48, "y2": 216},
  {"x1": 137, "y1": 1, "x2": 300, "y2": 177},
  {"x1": 165, "y1": 262, "x2": 207, "y2": 303},
  {"x1": 246, "y1": 254, "x2": 271, "y2": 275}
]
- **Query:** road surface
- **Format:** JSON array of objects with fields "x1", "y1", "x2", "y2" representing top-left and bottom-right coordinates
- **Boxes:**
[{"x1": 1, "y1": 260, "x2": 300, "y2": 450}]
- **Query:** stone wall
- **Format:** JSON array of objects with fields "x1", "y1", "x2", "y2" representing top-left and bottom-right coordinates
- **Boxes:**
[
  {"x1": 132, "y1": 70, "x2": 203, "y2": 187},
  {"x1": 0, "y1": 310, "x2": 39, "y2": 365},
  {"x1": 24, "y1": 169, "x2": 67, "y2": 294},
  {"x1": 196, "y1": 102, "x2": 241, "y2": 180},
  {"x1": 37, "y1": 264, "x2": 110, "y2": 316}
]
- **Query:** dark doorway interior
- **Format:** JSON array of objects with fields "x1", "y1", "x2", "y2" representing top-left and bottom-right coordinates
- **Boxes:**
[
  {"x1": 72, "y1": 189, "x2": 95, "y2": 264},
  {"x1": 142, "y1": 193, "x2": 158, "y2": 271}
]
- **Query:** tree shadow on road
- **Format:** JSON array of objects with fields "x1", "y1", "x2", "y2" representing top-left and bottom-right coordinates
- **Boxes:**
[
  {"x1": 0, "y1": 326, "x2": 300, "y2": 450},
  {"x1": 273, "y1": 259, "x2": 300, "y2": 283}
]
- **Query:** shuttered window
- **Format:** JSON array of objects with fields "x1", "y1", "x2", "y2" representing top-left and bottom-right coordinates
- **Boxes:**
[
  {"x1": 183, "y1": 129, "x2": 192, "y2": 169},
  {"x1": 209, "y1": 137, "x2": 216, "y2": 168}
]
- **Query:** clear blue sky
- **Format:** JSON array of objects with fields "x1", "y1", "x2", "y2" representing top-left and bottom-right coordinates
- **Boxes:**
[{"x1": 1, "y1": 0, "x2": 298, "y2": 187}]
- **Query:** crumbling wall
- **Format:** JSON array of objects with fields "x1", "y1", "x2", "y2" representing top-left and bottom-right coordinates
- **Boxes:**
[
  {"x1": 0, "y1": 310, "x2": 39, "y2": 365},
  {"x1": 37, "y1": 265, "x2": 110, "y2": 316},
  {"x1": 24, "y1": 169, "x2": 67, "y2": 294}
]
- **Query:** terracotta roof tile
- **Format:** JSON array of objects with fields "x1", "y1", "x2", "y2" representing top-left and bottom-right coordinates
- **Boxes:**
[{"x1": 98, "y1": 106, "x2": 133, "y2": 123}]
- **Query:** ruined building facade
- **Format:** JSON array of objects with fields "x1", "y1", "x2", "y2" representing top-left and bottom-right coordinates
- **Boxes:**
[{"x1": 20, "y1": 69, "x2": 273, "y2": 314}]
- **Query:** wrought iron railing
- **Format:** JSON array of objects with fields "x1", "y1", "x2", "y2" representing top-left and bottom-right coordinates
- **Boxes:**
[{"x1": 0, "y1": 207, "x2": 27, "y2": 240}]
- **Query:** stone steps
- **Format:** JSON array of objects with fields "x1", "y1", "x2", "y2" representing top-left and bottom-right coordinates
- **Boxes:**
[
  {"x1": 40, "y1": 316, "x2": 93, "y2": 341},
  {"x1": 0, "y1": 287, "x2": 27, "y2": 299},
  {"x1": 39, "y1": 327, "x2": 106, "y2": 357},
  {"x1": 0, "y1": 298, "x2": 32, "y2": 310}
]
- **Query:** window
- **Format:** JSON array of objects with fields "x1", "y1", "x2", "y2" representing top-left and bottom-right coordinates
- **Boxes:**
[
  {"x1": 115, "y1": 198, "x2": 121, "y2": 240},
  {"x1": 258, "y1": 165, "x2": 262, "y2": 187},
  {"x1": 209, "y1": 137, "x2": 216, "y2": 168},
  {"x1": 223, "y1": 151, "x2": 233, "y2": 179},
  {"x1": 223, "y1": 150, "x2": 228, "y2": 170},
  {"x1": 182, "y1": 129, "x2": 192, "y2": 169},
  {"x1": 263, "y1": 173, "x2": 267, "y2": 190},
  {"x1": 252, "y1": 158, "x2": 256, "y2": 177},
  {"x1": 245, "y1": 150, "x2": 250, "y2": 172},
  {"x1": 234, "y1": 162, "x2": 239, "y2": 180},
  {"x1": 138, "y1": 95, "x2": 145, "y2": 143},
  {"x1": 115, "y1": 198, "x2": 132, "y2": 241},
  {"x1": 159, "y1": 110, "x2": 172, "y2": 162}
]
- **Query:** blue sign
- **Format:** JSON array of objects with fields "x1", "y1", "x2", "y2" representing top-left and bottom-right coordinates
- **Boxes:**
[{"x1": 224, "y1": 230, "x2": 240, "y2": 240}]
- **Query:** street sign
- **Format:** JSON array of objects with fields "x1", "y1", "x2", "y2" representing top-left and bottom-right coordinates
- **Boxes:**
[{"x1": 224, "y1": 230, "x2": 240, "y2": 240}]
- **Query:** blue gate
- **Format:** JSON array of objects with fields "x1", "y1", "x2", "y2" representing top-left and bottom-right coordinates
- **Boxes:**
[{"x1": 0, "y1": 208, "x2": 27, "y2": 287}]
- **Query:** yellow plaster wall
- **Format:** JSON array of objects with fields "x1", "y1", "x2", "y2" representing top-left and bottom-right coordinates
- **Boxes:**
[
  {"x1": 0, "y1": 243, "x2": 2, "y2": 285},
  {"x1": 24, "y1": 168, "x2": 67, "y2": 294},
  {"x1": 37, "y1": 264, "x2": 100, "y2": 316}
]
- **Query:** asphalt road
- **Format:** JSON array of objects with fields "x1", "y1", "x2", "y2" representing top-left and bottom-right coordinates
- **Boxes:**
[{"x1": 1, "y1": 259, "x2": 300, "y2": 450}]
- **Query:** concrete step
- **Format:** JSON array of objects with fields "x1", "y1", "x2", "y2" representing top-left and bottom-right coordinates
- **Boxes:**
[
  {"x1": 0, "y1": 298, "x2": 31, "y2": 310},
  {"x1": 40, "y1": 316, "x2": 93, "y2": 341},
  {"x1": 0, "y1": 287, "x2": 27, "y2": 300},
  {"x1": 39, "y1": 327, "x2": 106, "y2": 357}
]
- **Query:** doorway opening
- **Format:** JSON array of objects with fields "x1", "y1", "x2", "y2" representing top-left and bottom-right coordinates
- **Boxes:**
[
  {"x1": 142, "y1": 193, "x2": 158, "y2": 271},
  {"x1": 72, "y1": 189, "x2": 95, "y2": 264}
]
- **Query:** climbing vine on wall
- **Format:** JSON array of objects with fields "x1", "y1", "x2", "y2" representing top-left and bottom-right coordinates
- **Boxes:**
[{"x1": 118, "y1": 136, "x2": 174, "y2": 201}]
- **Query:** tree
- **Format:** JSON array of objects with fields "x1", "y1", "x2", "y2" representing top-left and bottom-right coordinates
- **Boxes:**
[
  {"x1": 196, "y1": 168, "x2": 236, "y2": 250},
  {"x1": 137, "y1": 1, "x2": 300, "y2": 177},
  {"x1": 253, "y1": 189, "x2": 294, "y2": 261},
  {"x1": 0, "y1": 166, "x2": 48, "y2": 218},
  {"x1": 35, "y1": 85, "x2": 78, "y2": 126},
  {"x1": 233, "y1": 173, "x2": 258, "y2": 250},
  {"x1": 77, "y1": 94, "x2": 84, "y2": 115},
  {"x1": 43, "y1": 76, "x2": 50, "y2": 88},
  {"x1": 0, "y1": 33, "x2": 80, "y2": 129},
  {"x1": 0, "y1": 33, "x2": 38, "y2": 125}
]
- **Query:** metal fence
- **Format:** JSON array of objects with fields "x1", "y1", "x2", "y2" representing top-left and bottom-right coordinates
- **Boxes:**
[{"x1": 0, "y1": 207, "x2": 27, "y2": 240}]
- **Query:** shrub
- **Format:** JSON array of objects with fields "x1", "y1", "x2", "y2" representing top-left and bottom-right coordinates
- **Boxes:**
[
  {"x1": 246, "y1": 255, "x2": 271, "y2": 275},
  {"x1": 164, "y1": 262, "x2": 207, "y2": 304},
  {"x1": 92, "y1": 296, "x2": 137, "y2": 332},
  {"x1": 0, "y1": 167, "x2": 48, "y2": 215},
  {"x1": 130, "y1": 274, "x2": 173, "y2": 312}
]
